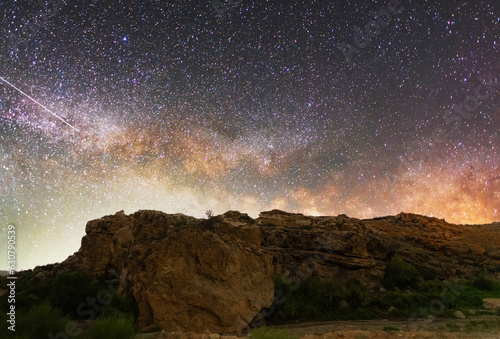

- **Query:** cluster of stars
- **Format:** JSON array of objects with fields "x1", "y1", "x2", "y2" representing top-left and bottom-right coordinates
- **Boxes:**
[{"x1": 0, "y1": 0, "x2": 498, "y2": 269}]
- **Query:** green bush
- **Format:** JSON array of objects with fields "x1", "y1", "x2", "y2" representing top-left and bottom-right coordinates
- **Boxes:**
[
  {"x1": 455, "y1": 292, "x2": 483, "y2": 308},
  {"x1": 6, "y1": 272, "x2": 48, "y2": 311},
  {"x1": 384, "y1": 291, "x2": 427, "y2": 313},
  {"x1": 383, "y1": 255, "x2": 420, "y2": 290},
  {"x1": 15, "y1": 301, "x2": 72, "y2": 339},
  {"x1": 49, "y1": 269, "x2": 100, "y2": 316},
  {"x1": 472, "y1": 276, "x2": 495, "y2": 291},
  {"x1": 271, "y1": 276, "x2": 371, "y2": 322},
  {"x1": 86, "y1": 310, "x2": 136, "y2": 339},
  {"x1": 383, "y1": 325, "x2": 400, "y2": 332},
  {"x1": 101, "y1": 293, "x2": 139, "y2": 319},
  {"x1": 250, "y1": 326, "x2": 299, "y2": 339},
  {"x1": 464, "y1": 319, "x2": 500, "y2": 332}
]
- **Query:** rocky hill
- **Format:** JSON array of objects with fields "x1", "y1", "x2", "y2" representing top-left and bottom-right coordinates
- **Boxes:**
[{"x1": 30, "y1": 210, "x2": 500, "y2": 334}]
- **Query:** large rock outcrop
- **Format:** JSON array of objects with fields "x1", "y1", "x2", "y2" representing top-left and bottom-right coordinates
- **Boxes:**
[
  {"x1": 59, "y1": 210, "x2": 274, "y2": 334},
  {"x1": 45, "y1": 209, "x2": 500, "y2": 334},
  {"x1": 258, "y1": 210, "x2": 500, "y2": 286}
]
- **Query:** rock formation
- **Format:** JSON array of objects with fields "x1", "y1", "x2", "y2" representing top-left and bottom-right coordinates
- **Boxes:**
[
  {"x1": 57, "y1": 210, "x2": 274, "y2": 334},
  {"x1": 38, "y1": 209, "x2": 500, "y2": 334},
  {"x1": 259, "y1": 210, "x2": 500, "y2": 286}
]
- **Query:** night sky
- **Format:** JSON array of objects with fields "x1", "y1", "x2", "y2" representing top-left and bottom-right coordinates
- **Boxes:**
[{"x1": 0, "y1": 0, "x2": 499, "y2": 269}]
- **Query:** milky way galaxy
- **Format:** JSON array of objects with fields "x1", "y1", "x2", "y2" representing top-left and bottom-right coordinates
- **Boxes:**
[{"x1": 0, "y1": 0, "x2": 499, "y2": 269}]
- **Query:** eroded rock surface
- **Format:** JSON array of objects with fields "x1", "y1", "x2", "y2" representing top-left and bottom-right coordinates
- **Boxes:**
[
  {"x1": 258, "y1": 210, "x2": 500, "y2": 287},
  {"x1": 43, "y1": 209, "x2": 500, "y2": 333},
  {"x1": 60, "y1": 210, "x2": 274, "y2": 334}
]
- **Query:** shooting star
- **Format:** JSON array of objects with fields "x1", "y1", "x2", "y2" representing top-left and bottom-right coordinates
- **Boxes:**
[{"x1": 0, "y1": 76, "x2": 80, "y2": 132}]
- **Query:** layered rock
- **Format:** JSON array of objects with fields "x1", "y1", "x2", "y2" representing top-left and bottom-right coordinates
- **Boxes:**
[
  {"x1": 258, "y1": 210, "x2": 500, "y2": 286},
  {"x1": 43, "y1": 209, "x2": 500, "y2": 334},
  {"x1": 258, "y1": 211, "x2": 388, "y2": 286},
  {"x1": 59, "y1": 210, "x2": 274, "y2": 334}
]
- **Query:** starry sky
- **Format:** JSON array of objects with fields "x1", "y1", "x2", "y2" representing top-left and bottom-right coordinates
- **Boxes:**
[{"x1": 0, "y1": 0, "x2": 499, "y2": 270}]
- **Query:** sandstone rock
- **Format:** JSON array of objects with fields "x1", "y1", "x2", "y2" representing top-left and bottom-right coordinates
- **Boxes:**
[
  {"x1": 257, "y1": 209, "x2": 313, "y2": 228},
  {"x1": 483, "y1": 298, "x2": 500, "y2": 310},
  {"x1": 51, "y1": 208, "x2": 500, "y2": 334},
  {"x1": 453, "y1": 310, "x2": 465, "y2": 319},
  {"x1": 62, "y1": 210, "x2": 274, "y2": 334}
]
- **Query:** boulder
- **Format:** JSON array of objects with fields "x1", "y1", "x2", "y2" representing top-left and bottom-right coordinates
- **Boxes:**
[
  {"x1": 483, "y1": 298, "x2": 500, "y2": 310},
  {"x1": 62, "y1": 210, "x2": 274, "y2": 334}
]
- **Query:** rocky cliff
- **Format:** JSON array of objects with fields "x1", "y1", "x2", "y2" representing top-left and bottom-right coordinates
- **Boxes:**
[
  {"x1": 258, "y1": 210, "x2": 500, "y2": 286},
  {"x1": 38, "y1": 209, "x2": 500, "y2": 334},
  {"x1": 57, "y1": 210, "x2": 275, "y2": 334}
]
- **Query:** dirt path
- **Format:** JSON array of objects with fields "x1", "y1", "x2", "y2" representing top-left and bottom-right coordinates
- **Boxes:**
[
  {"x1": 272, "y1": 316, "x2": 500, "y2": 339},
  {"x1": 135, "y1": 316, "x2": 500, "y2": 338}
]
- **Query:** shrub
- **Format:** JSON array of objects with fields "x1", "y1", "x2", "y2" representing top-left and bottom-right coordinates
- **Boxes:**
[
  {"x1": 383, "y1": 255, "x2": 420, "y2": 290},
  {"x1": 383, "y1": 325, "x2": 400, "y2": 332},
  {"x1": 271, "y1": 276, "x2": 370, "y2": 322},
  {"x1": 49, "y1": 269, "x2": 99, "y2": 316},
  {"x1": 173, "y1": 216, "x2": 189, "y2": 226},
  {"x1": 455, "y1": 291, "x2": 484, "y2": 308},
  {"x1": 205, "y1": 209, "x2": 214, "y2": 219},
  {"x1": 101, "y1": 293, "x2": 139, "y2": 319},
  {"x1": 250, "y1": 326, "x2": 299, "y2": 339},
  {"x1": 86, "y1": 310, "x2": 136, "y2": 339},
  {"x1": 472, "y1": 276, "x2": 495, "y2": 291},
  {"x1": 384, "y1": 291, "x2": 427, "y2": 313},
  {"x1": 15, "y1": 301, "x2": 72, "y2": 339},
  {"x1": 464, "y1": 319, "x2": 500, "y2": 332}
]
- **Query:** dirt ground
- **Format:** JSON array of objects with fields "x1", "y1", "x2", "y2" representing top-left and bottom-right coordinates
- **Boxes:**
[
  {"x1": 275, "y1": 316, "x2": 500, "y2": 339},
  {"x1": 136, "y1": 316, "x2": 500, "y2": 339}
]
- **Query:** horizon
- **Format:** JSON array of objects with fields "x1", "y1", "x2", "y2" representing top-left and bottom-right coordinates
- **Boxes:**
[{"x1": 2, "y1": 207, "x2": 499, "y2": 271}]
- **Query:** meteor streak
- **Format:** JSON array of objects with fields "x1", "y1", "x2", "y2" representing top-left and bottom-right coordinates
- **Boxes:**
[{"x1": 0, "y1": 76, "x2": 80, "y2": 132}]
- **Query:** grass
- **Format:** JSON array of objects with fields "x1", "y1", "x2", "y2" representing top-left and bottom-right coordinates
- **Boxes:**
[
  {"x1": 0, "y1": 301, "x2": 72, "y2": 339},
  {"x1": 85, "y1": 310, "x2": 137, "y2": 339},
  {"x1": 268, "y1": 268, "x2": 500, "y2": 325},
  {"x1": 445, "y1": 322, "x2": 461, "y2": 332},
  {"x1": 383, "y1": 325, "x2": 400, "y2": 332},
  {"x1": 464, "y1": 319, "x2": 500, "y2": 333},
  {"x1": 250, "y1": 327, "x2": 299, "y2": 339}
]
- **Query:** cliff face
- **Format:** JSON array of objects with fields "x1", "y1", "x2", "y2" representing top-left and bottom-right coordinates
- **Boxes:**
[
  {"x1": 258, "y1": 210, "x2": 500, "y2": 286},
  {"x1": 47, "y1": 209, "x2": 500, "y2": 333},
  {"x1": 59, "y1": 210, "x2": 274, "y2": 334}
]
